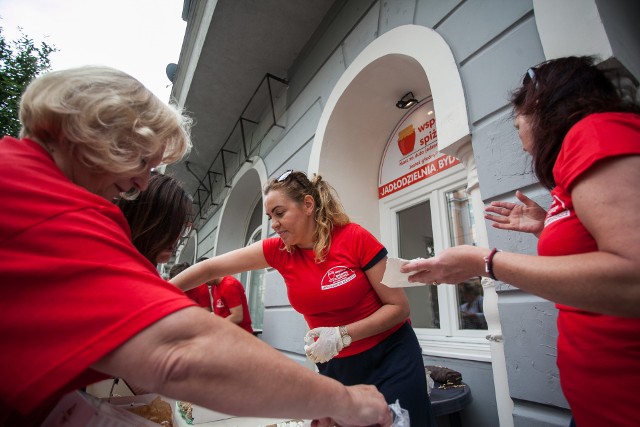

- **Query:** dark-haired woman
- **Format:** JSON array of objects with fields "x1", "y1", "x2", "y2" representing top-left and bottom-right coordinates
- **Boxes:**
[
  {"x1": 116, "y1": 171, "x2": 193, "y2": 266},
  {"x1": 172, "y1": 170, "x2": 434, "y2": 426},
  {"x1": 400, "y1": 56, "x2": 640, "y2": 427}
]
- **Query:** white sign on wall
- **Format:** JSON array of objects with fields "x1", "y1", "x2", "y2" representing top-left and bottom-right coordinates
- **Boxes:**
[{"x1": 378, "y1": 98, "x2": 460, "y2": 199}]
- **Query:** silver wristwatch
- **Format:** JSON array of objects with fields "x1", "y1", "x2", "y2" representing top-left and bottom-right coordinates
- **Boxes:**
[{"x1": 339, "y1": 325, "x2": 352, "y2": 347}]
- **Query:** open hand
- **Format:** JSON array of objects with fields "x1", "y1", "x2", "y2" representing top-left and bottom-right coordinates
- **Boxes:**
[
  {"x1": 400, "y1": 245, "x2": 488, "y2": 285},
  {"x1": 484, "y1": 190, "x2": 546, "y2": 236}
]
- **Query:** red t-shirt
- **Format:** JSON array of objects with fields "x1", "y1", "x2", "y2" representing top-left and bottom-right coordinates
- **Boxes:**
[
  {"x1": 0, "y1": 137, "x2": 196, "y2": 418},
  {"x1": 538, "y1": 113, "x2": 640, "y2": 427},
  {"x1": 263, "y1": 223, "x2": 404, "y2": 357},
  {"x1": 212, "y1": 276, "x2": 254, "y2": 334},
  {"x1": 185, "y1": 284, "x2": 213, "y2": 311}
]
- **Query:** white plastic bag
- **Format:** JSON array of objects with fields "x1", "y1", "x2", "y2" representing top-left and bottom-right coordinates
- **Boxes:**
[
  {"x1": 389, "y1": 399, "x2": 410, "y2": 427},
  {"x1": 425, "y1": 368, "x2": 435, "y2": 396}
]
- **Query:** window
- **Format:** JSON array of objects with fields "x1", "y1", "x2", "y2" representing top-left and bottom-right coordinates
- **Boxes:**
[
  {"x1": 240, "y1": 200, "x2": 266, "y2": 333},
  {"x1": 398, "y1": 184, "x2": 484, "y2": 333},
  {"x1": 241, "y1": 226, "x2": 265, "y2": 332},
  {"x1": 397, "y1": 200, "x2": 439, "y2": 329},
  {"x1": 457, "y1": 277, "x2": 486, "y2": 330},
  {"x1": 381, "y1": 169, "x2": 490, "y2": 360},
  {"x1": 446, "y1": 187, "x2": 486, "y2": 331}
]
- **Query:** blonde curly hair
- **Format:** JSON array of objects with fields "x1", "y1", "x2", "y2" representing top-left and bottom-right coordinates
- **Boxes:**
[
  {"x1": 19, "y1": 66, "x2": 192, "y2": 177},
  {"x1": 264, "y1": 171, "x2": 350, "y2": 263}
]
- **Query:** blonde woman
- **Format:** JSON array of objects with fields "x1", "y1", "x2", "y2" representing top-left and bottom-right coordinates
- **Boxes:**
[{"x1": 0, "y1": 67, "x2": 391, "y2": 427}]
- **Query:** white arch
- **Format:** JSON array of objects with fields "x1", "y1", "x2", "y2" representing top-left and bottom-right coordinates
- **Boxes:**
[
  {"x1": 214, "y1": 157, "x2": 270, "y2": 256},
  {"x1": 310, "y1": 24, "x2": 470, "y2": 174}
]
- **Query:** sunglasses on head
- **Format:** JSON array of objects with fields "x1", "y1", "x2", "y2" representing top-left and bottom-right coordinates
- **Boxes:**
[
  {"x1": 522, "y1": 67, "x2": 537, "y2": 86},
  {"x1": 276, "y1": 169, "x2": 309, "y2": 182},
  {"x1": 522, "y1": 58, "x2": 556, "y2": 86},
  {"x1": 277, "y1": 169, "x2": 294, "y2": 182}
]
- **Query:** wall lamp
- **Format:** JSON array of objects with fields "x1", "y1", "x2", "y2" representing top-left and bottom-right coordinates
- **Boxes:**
[{"x1": 395, "y1": 91, "x2": 418, "y2": 109}]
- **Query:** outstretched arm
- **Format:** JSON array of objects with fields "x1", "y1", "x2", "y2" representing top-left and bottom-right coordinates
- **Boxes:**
[
  {"x1": 400, "y1": 156, "x2": 640, "y2": 317},
  {"x1": 171, "y1": 241, "x2": 268, "y2": 291},
  {"x1": 93, "y1": 307, "x2": 392, "y2": 426},
  {"x1": 484, "y1": 190, "x2": 547, "y2": 237}
]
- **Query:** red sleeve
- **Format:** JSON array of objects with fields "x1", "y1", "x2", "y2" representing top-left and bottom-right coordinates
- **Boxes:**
[
  {"x1": 554, "y1": 113, "x2": 640, "y2": 190},
  {"x1": 347, "y1": 223, "x2": 387, "y2": 269},
  {"x1": 262, "y1": 236, "x2": 286, "y2": 269},
  {"x1": 1, "y1": 208, "x2": 196, "y2": 413}
]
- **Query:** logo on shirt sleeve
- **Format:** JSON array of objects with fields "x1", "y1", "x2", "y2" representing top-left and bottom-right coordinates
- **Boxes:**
[
  {"x1": 321, "y1": 266, "x2": 356, "y2": 290},
  {"x1": 544, "y1": 194, "x2": 572, "y2": 227}
]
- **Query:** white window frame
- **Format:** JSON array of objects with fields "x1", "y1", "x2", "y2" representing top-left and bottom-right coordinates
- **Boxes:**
[
  {"x1": 379, "y1": 165, "x2": 490, "y2": 361},
  {"x1": 242, "y1": 225, "x2": 265, "y2": 333}
]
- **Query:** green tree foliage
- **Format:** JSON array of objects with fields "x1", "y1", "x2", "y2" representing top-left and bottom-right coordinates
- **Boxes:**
[{"x1": 0, "y1": 25, "x2": 57, "y2": 137}]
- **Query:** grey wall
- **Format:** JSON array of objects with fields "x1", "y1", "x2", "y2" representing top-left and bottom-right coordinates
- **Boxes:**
[
  {"x1": 262, "y1": 270, "x2": 309, "y2": 365},
  {"x1": 192, "y1": 1, "x2": 639, "y2": 426}
]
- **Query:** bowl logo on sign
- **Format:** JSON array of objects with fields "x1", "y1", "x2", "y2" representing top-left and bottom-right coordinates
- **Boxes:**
[{"x1": 397, "y1": 124, "x2": 415, "y2": 156}]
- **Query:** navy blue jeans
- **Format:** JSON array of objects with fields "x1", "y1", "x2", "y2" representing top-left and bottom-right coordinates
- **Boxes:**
[{"x1": 317, "y1": 322, "x2": 436, "y2": 426}]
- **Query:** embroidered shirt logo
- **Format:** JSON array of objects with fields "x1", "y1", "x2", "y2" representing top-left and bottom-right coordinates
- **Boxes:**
[
  {"x1": 321, "y1": 266, "x2": 357, "y2": 290},
  {"x1": 544, "y1": 194, "x2": 571, "y2": 227},
  {"x1": 216, "y1": 299, "x2": 225, "y2": 308}
]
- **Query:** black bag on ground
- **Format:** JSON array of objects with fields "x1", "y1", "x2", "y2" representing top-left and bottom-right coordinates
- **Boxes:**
[{"x1": 426, "y1": 365, "x2": 462, "y2": 385}]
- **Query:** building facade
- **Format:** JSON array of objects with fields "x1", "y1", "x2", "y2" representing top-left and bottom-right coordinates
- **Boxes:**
[{"x1": 167, "y1": 1, "x2": 639, "y2": 425}]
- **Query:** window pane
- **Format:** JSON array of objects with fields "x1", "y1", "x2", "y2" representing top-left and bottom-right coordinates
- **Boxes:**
[
  {"x1": 457, "y1": 277, "x2": 487, "y2": 330},
  {"x1": 248, "y1": 269, "x2": 265, "y2": 330},
  {"x1": 397, "y1": 200, "x2": 439, "y2": 329},
  {"x1": 243, "y1": 226, "x2": 265, "y2": 331},
  {"x1": 445, "y1": 187, "x2": 486, "y2": 330},
  {"x1": 446, "y1": 187, "x2": 475, "y2": 247}
]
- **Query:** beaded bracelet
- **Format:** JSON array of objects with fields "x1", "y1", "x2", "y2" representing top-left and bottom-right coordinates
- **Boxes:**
[{"x1": 484, "y1": 248, "x2": 501, "y2": 280}]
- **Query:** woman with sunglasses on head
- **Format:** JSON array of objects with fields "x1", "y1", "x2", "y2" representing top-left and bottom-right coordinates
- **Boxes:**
[
  {"x1": 0, "y1": 66, "x2": 392, "y2": 427},
  {"x1": 172, "y1": 170, "x2": 434, "y2": 426},
  {"x1": 400, "y1": 56, "x2": 640, "y2": 427}
]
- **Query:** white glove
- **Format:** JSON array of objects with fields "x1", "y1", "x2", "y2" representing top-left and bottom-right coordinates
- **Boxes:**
[{"x1": 304, "y1": 326, "x2": 343, "y2": 363}]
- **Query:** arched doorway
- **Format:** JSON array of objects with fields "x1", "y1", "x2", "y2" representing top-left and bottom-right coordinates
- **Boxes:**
[{"x1": 309, "y1": 24, "x2": 513, "y2": 427}]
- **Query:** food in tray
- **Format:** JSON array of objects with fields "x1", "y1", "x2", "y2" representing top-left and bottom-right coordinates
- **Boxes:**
[
  {"x1": 176, "y1": 400, "x2": 235, "y2": 424},
  {"x1": 264, "y1": 421, "x2": 305, "y2": 427},
  {"x1": 176, "y1": 400, "x2": 306, "y2": 426},
  {"x1": 125, "y1": 395, "x2": 174, "y2": 426},
  {"x1": 177, "y1": 400, "x2": 194, "y2": 424}
]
